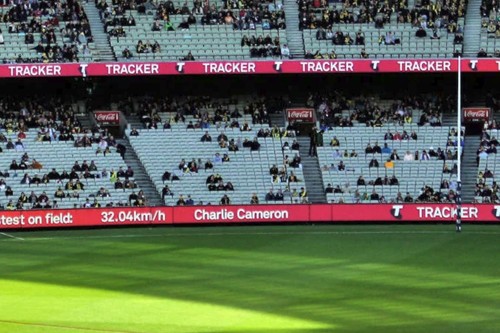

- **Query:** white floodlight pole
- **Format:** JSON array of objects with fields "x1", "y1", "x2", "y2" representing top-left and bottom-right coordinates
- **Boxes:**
[{"x1": 456, "y1": 57, "x2": 462, "y2": 233}]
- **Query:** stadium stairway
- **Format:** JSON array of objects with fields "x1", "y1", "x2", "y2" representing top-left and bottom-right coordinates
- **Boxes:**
[
  {"x1": 462, "y1": 135, "x2": 480, "y2": 202},
  {"x1": 463, "y1": 0, "x2": 482, "y2": 56},
  {"x1": 296, "y1": 136, "x2": 327, "y2": 203},
  {"x1": 77, "y1": 113, "x2": 93, "y2": 129},
  {"x1": 127, "y1": 115, "x2": 145, "y2": 129},
  {"x1": 441, "y1": 113, "x2": 458, "y2": 127},
  {"x1": 83, "y1": 2, "x2": 116, "y2": 61},
  {"x1": 283, "y1": 0, "x2": 305, "y2": 58},
  {"x1": 116, "y1": 138, "x2": 164, "y2": 206},
  {"x1": 270, "y1": 113, "x2": 286, "y2": 127}
]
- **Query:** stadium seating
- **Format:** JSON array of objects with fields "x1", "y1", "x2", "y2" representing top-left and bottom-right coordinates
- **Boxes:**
[
  {"x1": 299, "y1": 0, "x2": 466, "y2": 58},
  {"x1": 0, "y1": 131, "x2": 139, "y2": 209},
  {"x1": 0, "y1": 2, "x2": 95, "y2": 63},
  {"x1": 479, "y1": 0, "x2": 500, "y2": 56},
  {"x1": 303, "y1": 25, "x2": 460, "y2": 58},
  {"x1": 319, "y1": 125, "x2": 458, "y2": 203},
  {"x1": 476, "y1": 127, "x2": 499, "y2": 202},
  {"x1": 103, "y1": 0, "x2": 288, "y2": 61},
  {"x1": 126, "y1": 114, "x2": 307, "y2": 206}
]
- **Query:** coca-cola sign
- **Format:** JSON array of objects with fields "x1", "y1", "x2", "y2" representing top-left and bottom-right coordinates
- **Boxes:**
[
  {"x1": 286, "y1": 108, "x2": 315, "y2": 123},
  {"x1": 94, "y1": 111, "x2": 120, "y2": 124},
  {"x1": 463, "y1": 107, "x2": 491, "y2": 122}
]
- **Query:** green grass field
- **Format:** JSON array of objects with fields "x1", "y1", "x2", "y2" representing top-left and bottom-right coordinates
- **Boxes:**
[{"x1": 0, "y1": 225, "x2": 500, "y2": 333}]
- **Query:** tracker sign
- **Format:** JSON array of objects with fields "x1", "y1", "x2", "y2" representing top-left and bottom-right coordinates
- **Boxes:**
[
  {"x1": 4, "y1": 59, "x2": 500, "y2": 77},
  {"x1": 286, "y1": 108, "x2": 315, "y2": 123},
  {"x1": 94, "y1": 111, "x2": 120, "y2": 125},
  {"x1": 463, "y1": 107, "x2": 491, "y2": 122}
]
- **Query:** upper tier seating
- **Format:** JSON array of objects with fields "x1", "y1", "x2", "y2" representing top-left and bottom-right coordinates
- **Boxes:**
[
  {"x1": 0, "y1": 0, "x2": 94, "y2": 63},
  {"x1": 479, "y1": 0, "x2": 500, "y2": 56},
  {"x1": 101, "y1": 0, "x2": 288, "y2": 61},
  {"x1": 300, "y1": 0, "x2": 466, "y2": 58}
]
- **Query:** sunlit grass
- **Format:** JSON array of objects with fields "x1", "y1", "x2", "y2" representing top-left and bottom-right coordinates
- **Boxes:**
[{"x1": 0, "y1": 225, "x2": 499, "y2": 333}]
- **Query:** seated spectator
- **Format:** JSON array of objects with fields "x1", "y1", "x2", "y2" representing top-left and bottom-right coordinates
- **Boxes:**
[
  {"x1": 266, "y1": 189, "x2": 276, "y2": 201},
  {"x1": 178, "y1": 19, "x2": 190, "y2": 30},
  {"x1": 181, "y1": 51, "x2": 195, "y2": 61},
  {"x1": 200, "y1": 131, "x2": 212, "y2": 142},
  {"x1": 390, "y1": 150, "x2": 400, "y2": 160},
  {"x1": 275, "y1": 189, "x2": 284, "y2": 201},
  {"x1": 404, "y1": 151, "x2": 414, "y2": 161},
  {"x1": 478, "y1": 48, "x2": 488, "y2": 57},
  {"x1": 415, "y1": 27, "x2": 427, "y2": 38},
  {"x1": 384, "y1": 159, "x2": 394, "y2": 169},
  {"x1": 220, "y1": 194, "x2": 231, "y2": 205},
  {"x1": 122, "y1": 48, "x2": 133, "y2": 59},
  {"x1": 430, "y1": 29, "x2": 440, "y2": 39},
  {"x1": 330, "y1": 136, "x2": 340, "y2": 146},
  {"x1": 250, "y1": 193, "x2": 259, "y2": 204},
  {"x1": 162, "y1": 185, "x2": 173, "y2": 199},
  {"x1": 281, "y1": 44, "x2": 291, "y2": 58},
  {"x1": 213, "y1": 153, "x2": 223, "y2": 164},
  {"x1": 205, "y1": 159, "x2": 213, "y2": 170},
  {"x1": 369, "y1": 158, "x2": 379, "y2": 168},
  {"x1": 250, "y1": 138, "x2": 261, "y2": 151},
  {"x1": 176, "y1": 195, "x2": 186, "y2": 206},
  {"x1": 152, "y1": 20, "x2": 162, "y2": 31}
]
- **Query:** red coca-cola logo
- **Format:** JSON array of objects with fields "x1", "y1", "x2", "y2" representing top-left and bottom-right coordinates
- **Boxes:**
[
  {"x1": 286, "y1": 108, "x2": 314, "y2": 122},
  {"x1": 463, "y1": 108, "x2": 490, "y2": 121},
  {"x1": 464, "y1": 110, "x2": 488, "y2": 118},
  {"x1": 289, "y1": 110, "x2": 313, "y2": 118},
  {"x1": 94, "y1": 111, "x2": 120, "y2": 123}
]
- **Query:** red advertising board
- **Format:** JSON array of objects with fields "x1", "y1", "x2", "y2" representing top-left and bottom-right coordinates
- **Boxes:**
[
  {"x1": 463, "y1": 107, "x2": 491, "y2": 122},
  {"x1": 0, "y1": 203, "x2": 499, "y2": 230},
  {"x1": 174, "y1": 204, "x2": 310, "y2": 223},
  {"x1": 0, "y1": 59, "x2": 500, "y2": 79},
  {"x1": 0, "y1": 207, "x2": 172, "y2": 229},
  {"x1": 286, "y1": 108, "x2": 315, "y2": 123},
  {"x1": 94, "y1": 111, "x2": 120, "y2": 124}
]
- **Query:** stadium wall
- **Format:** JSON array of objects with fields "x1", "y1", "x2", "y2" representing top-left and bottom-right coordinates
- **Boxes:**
[
  {"x1": 2, "y1": 59, "x2": 500, "y2": 78},
  {"x1": 0, "y1": 204, "x2": 499, "y2": 230}
]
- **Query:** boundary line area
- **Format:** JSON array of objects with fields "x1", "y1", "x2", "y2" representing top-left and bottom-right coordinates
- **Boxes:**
[
  {"x1": 1, "y1": 229, "x2": 500, "y2": 242},
  {"x1": 0, "y1": 232, "x2": 24, "y2": 241}
]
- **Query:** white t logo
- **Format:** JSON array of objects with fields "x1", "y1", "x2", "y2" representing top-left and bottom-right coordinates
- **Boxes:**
[
  {"x1": 80, "y1": 63, "x2": 88, "y2": 77},
  {"x1": 469, "y1": 60, "x2": 478, "y2": 70},
  {"x1": 176, "y1": 62, "x2": 185, "y2": 72},
  {"x1": 392, "y1": 205, "x2": 403, "y2": 217},
  {"x1": 274, "y1": 61, "x2": 283, "y2": 71},
  {"x1": 494, "y1": 205, "x2": 500, "y2": 217},
  {"x1": 371, "y1": 60, "x2": 380, "y2": 70}
]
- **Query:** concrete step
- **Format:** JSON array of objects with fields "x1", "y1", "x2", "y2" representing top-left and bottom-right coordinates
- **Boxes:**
[{"x1": 117, "y1": 139, "x2": 163, "y2": 206}]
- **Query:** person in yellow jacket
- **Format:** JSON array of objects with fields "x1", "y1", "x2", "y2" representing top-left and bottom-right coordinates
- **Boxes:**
[
  {"x1": 110, "y1": 170, "x2": 118, "y2": 183},
  {"x1": 6, "y1": 200, "x2": 15, "y2": 210}
]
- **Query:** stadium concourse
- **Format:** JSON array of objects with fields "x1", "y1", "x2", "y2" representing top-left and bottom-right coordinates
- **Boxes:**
[{"x1": 0, "y1": 0, "x2": 498, "y2": 63}]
